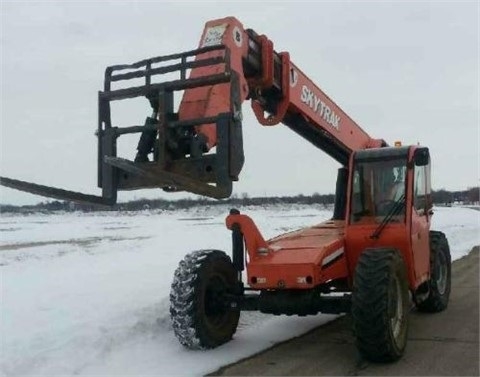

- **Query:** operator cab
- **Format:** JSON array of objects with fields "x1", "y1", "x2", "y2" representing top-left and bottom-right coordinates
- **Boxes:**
[
  {"x1": 350, "y1": 146, "x2": 409, "y2": 224},
  {"x1": 349, "y1": 146, "x2": 430, "y2": 225}
]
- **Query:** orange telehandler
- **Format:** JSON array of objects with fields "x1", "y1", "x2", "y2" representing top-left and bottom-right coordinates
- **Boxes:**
[{"x1": 0, "y1": 17, "x2": 451, "y2": 362}]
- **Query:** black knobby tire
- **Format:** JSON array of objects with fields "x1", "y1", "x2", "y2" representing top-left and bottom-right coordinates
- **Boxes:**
[
  {"x1": 416, "y1": 231, "x2": 451, "y2": 312},
  {"x1": 352, "y1": 248, "x2": 410, "y2": 362},
  {"x1": 170, "y1": 249, "x2": 240, "y2": 349}
]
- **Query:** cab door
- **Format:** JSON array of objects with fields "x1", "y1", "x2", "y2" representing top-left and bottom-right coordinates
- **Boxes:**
[{"x1": 410, "y1": 160, "x2": 431, "y2": 284}]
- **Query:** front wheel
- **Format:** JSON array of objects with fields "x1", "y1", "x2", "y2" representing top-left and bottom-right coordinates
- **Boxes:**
[
  {"x1": 415, "y1": 231, "x2": 451, "y2": 312},
  {"x1": 352, "y1": 248, "x2": 410, "y2": 362},
  {"x1": 170, "y1": 249, "x2": 240, "y2": 349}
]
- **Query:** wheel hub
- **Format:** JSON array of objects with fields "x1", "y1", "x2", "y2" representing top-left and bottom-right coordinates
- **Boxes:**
[
  {"x1": 205, "y1": 275, "x2": 229, "y2": 326},
  {"x1": 389, "y1": 276, "x2": 404, "y2": 340},
  {"x1": 436, "y1": 251, "x2": 448, "y2": 295}
]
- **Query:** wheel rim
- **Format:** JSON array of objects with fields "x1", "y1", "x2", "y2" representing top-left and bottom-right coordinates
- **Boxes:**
[
  {"x1": 389, "y1": 276, "x2": 404, "y2": 341},
  {"x1": 436, "y1": 250, "x2": 448, "y2": 295},
  {"x1": 204, "y1": 274, "x2": 229, "y2": 327}
]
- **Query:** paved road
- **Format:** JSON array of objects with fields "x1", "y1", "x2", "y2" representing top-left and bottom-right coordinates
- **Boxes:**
[{"x1": 211, "y1": 247, "x2": 479, "y2": 376}]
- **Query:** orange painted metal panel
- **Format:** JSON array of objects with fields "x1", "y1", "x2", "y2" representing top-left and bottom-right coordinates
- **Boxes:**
[{"x1": 227, "y1": 214, "x2": 348, "y2": 289}]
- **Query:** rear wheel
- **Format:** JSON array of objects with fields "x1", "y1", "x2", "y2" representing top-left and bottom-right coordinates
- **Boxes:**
[
  {"x1": 170, "y1": 249, "x2": 240, "y2": 349},
  {"x1": 352, "y1": 248, "x2": 410, "y2": 362},
  {"x1": 415, "y1": 231, "x2": 451, "y2": 312}
]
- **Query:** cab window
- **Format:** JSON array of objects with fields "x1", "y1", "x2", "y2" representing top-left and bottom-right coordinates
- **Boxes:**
[
  {"x1": 350, "y1": 158, "x2": 407, "y2": 222},
  {"x1": 414, "y1": 159, "x2": 431, "y2": 213}
]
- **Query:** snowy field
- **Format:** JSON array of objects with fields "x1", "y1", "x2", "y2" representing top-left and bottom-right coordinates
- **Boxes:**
[{"x1": 1, "y1": 204, "x2": 479, "y2": 376}]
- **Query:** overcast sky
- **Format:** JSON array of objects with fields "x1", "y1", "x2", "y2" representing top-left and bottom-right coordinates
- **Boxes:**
[{"x1": 0, "y1": 1, "x2": 478, "y2": 205}]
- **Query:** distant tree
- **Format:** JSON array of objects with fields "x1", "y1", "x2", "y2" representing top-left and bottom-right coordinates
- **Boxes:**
[
  {"x1": 467, "y1": 186, "x2": 480, "y2": 204},
  {"x1": 432, "y1": 189, "x2": 452, "y2": 205}
]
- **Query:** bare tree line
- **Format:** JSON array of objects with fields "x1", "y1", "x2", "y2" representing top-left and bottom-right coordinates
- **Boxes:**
[{"x1": 0, "y1": 187, "x2": 478, "y2": 214}]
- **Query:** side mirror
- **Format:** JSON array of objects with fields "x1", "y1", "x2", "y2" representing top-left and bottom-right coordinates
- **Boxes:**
[{"x1": 414, "y1": 147, "x2": 430, "y2": 166}]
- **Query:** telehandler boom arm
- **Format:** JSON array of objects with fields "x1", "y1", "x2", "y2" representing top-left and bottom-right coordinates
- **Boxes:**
[{"x1": 185, "y1": 17, "x2": 386, "y2": 164}]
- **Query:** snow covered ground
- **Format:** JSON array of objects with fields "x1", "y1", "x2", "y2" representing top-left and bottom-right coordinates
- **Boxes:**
[{"x1": 1, "y1": 204, "x2": 479, "y2": 376}]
